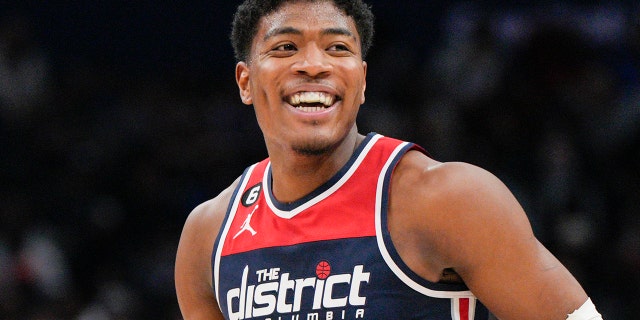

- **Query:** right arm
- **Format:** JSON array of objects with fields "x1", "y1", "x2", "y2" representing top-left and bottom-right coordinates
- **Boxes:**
[{"x1": 175, "y1": 180, "x2": 239, "y2": 320}]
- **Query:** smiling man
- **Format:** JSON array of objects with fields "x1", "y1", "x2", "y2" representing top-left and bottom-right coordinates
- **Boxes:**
[{"x1": 174, "y1": 1, "x2": 602, "y2": 319}]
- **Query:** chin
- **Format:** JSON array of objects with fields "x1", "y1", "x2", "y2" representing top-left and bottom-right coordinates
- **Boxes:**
[{"x1": 290, "y1": 132, "x2": 337, "y2": 156}]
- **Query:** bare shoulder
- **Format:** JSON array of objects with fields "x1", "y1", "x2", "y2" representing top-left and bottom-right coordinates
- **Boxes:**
[
  {"x1": 395, "y1": 150, "x2": 514, "y2": 202},
  {"x1": 391, "y1": 150, "x2": 539, "y2": 272},
  {"x1": 180, "y1": 178, "x2": 240, "y2": 260},
  {"x1": 407, "y1": 156, "x2": 538, "y2": 260},
  {"x1": 389, "y1": 150, "x2": 587, "y2": 319},
  {"x1": 175, "y1": 177, "x2": 241, "y2": 320},
  {"x1": 391, "y1": 150, "x2": 520, "y2": 224},
  {"x1": 185, "y1": 181, "x2": 238, "y2": 238},
  {"x1": 389, "y1": 151, "x2": 526, "y2": 276}
]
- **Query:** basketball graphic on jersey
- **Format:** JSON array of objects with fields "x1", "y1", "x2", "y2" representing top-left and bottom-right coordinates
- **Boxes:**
[{"x1": 316, "y1": 260, "x2": 331, "y2": 279}]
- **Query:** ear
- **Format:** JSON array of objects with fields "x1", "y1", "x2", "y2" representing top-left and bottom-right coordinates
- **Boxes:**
[
  {"x1": 236, "y1": 61, "x2": 252, "y2": 105},
  {"x1": 360, "y1": 61, "x2": 367, "y2": 104}
]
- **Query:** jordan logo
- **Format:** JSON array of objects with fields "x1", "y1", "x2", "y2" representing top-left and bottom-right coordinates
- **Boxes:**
[{"x1": 233, "y1": 205, "x2": 259, "y2": 239}]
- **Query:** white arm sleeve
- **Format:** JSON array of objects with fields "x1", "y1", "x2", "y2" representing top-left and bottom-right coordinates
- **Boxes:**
[{"x1": 566, "y1": 298, "x2": 603, "y2": 320}]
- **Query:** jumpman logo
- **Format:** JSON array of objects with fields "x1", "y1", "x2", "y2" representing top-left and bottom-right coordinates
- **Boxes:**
[{"x1": 233, "y1": 205, "x2": 259, "y2": 239}]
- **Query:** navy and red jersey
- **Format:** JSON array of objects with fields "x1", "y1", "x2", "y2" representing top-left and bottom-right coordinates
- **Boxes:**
[{"x1": 212, "y1": 133, "x2": 490, "y2": 320}]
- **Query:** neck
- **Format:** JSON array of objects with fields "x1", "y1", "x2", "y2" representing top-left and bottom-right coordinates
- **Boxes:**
[{"x1": 268, "y1": 130, "x2": 365, "y2": 203}]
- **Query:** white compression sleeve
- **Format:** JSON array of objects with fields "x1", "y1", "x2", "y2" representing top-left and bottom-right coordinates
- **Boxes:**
[{"x1": 566, "y1": 298, "x2": 603, "y2": 320}]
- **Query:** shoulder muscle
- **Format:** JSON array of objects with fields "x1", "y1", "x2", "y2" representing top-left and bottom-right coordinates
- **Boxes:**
[
  {"x1": 390, "y1": 152, "x2": 587, "y2": 319},
  {"x1": 175, "y1": 178, "x2": 240, "y2": 319}
]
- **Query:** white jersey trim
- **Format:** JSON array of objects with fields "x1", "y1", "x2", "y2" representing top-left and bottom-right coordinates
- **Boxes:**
[
  {"x1": 451, "y1": 297, "x2": 477, "y2": 320},
  {"x1": 374, "y1": 142, "x2": 477, "y2": 299},
  {"x1": 264, "y1": 134, "x2": 383, "y2": 219},
  {"x1": 213, "y1": 163, "x2": 258, "y2": 304}
]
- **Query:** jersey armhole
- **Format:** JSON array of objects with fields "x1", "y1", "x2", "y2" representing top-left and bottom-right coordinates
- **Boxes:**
[
  {"x1": 375, "y1": 142, "x2": 476, "y2": 298},
  {"x1": 210, "y1": 163, "x2": 258, "y2": 302}
]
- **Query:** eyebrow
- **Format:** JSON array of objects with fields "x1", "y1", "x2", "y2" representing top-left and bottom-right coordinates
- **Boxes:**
[
  {"x1": 263, "y1": 26, "x2": 356, "y2": 41},
  {"x1": 263, "y1": 26, "x2": 302, "y2": 41},
  {"x1": 321, "y1": 27, "x2": 354, "y2": 39}
]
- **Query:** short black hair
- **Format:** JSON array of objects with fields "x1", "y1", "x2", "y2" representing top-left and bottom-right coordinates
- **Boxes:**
[{"x1": 230, "y1": 0, "x2": 375, "y2": 62}]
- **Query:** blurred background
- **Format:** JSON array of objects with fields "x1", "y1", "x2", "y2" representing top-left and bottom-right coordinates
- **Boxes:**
[{"x1": 0, "y1": 0, "x2": 638, "y2": 319}]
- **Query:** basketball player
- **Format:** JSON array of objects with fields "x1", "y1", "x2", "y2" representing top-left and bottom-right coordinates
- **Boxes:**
[{"x1": 175, "y1": 0, "x2": 603, "y2": 319}]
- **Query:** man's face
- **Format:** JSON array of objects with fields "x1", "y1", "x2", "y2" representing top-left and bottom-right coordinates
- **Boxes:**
[{"x1": 236, "y1": 1, "x2": 367, "y2": 155}]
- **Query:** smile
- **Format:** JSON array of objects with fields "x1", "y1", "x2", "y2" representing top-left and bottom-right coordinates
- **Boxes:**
[{"x1": 285, "y1": 91, "x2": 340, "y2": 112}]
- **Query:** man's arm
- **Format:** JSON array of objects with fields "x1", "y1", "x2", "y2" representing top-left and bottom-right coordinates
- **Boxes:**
[
  {"x1": 175, "y1": 181, "x2": 238, "y2": 320},
  {"x1": 390, "y1": 151, "x2": 595, "y2": 319}
]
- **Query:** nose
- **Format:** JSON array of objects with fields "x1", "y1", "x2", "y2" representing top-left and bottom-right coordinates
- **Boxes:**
[{"x1": 292, "y1": 43, "x2": 332, "y2": 78}]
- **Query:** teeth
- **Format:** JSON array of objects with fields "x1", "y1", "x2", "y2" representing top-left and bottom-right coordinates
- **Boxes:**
[
  {"x1": 288, "y1": 92, "x2": 335, "y2": 107},
  {"x1": 296, "y1": 106, "x2": 326, "y2": 112}
]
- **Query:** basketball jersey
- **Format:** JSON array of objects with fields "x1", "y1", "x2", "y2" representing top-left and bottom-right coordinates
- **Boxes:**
[{"x1": 212, "y1": 133, "x2": 490, "y2": 320}]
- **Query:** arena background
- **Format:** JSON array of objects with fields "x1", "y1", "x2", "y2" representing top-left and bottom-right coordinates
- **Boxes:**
[{"x1": 1, "y1": 1, "x2": 638, "y2": 319}]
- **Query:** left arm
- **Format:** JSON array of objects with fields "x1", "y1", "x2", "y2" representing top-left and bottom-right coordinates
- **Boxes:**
[{"x1": 389, "y1": 152, "x2": 592, "y2": 319}]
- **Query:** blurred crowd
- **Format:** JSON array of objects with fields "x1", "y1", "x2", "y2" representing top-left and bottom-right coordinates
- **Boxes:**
[{"x1": 1, "y1": 1, "x2": 638, "y2": 319}]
